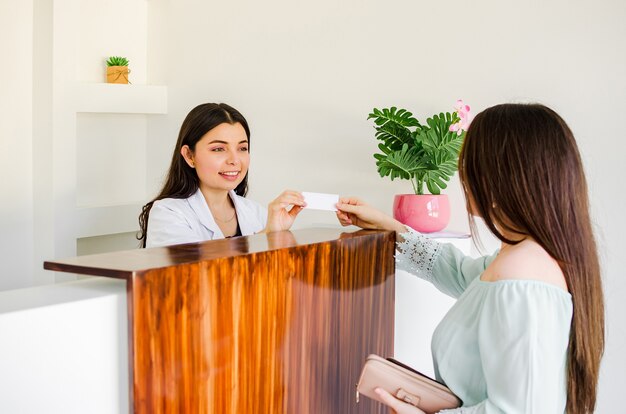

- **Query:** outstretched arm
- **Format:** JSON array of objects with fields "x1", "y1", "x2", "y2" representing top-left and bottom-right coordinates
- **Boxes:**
[
  {"x1": 336, "y1": 196, "x2": 495, "y2": 297},
  {"x1": 335, "y1": 197, "x2": 407, "y2": 233}
]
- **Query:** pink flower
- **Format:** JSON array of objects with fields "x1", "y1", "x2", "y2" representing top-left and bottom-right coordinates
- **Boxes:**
[
  {"x1": 449, "y1": 123, "x2": 462, "y2": 133},
  {"x1": 454, "y1": 99, "x2": 471, "y2": 117},
  {"x1": 449, "y1": 99, "x2": 473, "y2": 135}
]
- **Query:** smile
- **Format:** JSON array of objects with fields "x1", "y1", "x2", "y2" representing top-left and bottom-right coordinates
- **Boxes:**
[{"x1": 219, "y1": 171, "x2": 241, "y2": 180}]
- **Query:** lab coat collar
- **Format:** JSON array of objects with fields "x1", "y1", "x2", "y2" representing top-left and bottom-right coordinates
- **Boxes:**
[{"x1": 188, "y1": 188, "x2": 249, "y2": 239}]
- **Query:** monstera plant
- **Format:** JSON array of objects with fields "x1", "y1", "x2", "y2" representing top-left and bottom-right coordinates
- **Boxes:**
[
  {"x1": 367, "y1": 100, "x2": 472, "y2": 231},
  {"x1": 368, "y1": 100, "x2": 471, "y2": 195}
]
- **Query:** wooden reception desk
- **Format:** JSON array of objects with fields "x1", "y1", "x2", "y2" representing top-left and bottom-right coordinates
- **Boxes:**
[{"x1": 44, "y1": 228, "x2": 395, "y2": 413}]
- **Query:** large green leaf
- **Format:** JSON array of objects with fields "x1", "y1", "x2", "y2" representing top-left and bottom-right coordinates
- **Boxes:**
[
  {"x1": 412, "y1": 154, "x2": 458, "y2": 195},
  {"x1": 374, "y1": 121, "x2": 413, "y2": 150},
  {"x1": 375, "y1": 144, "x2": 421, "y2": 181},
  {"x1": 419, "y1": 114, "x2": 465, "y2": 164},
  {"x1": 425, "y1": 112, "x2": 457, "y2": 139},
  {"x1": 423, "y1": 169, "x2": 451, "y2": 195},
  {"x1": 376, "y1": 143, "x2": 393, "y2": 156},
  {"x1": 368, "y1": 107, "x2": 422, "y2": 128},
  {"x1": 431, "y1": 158, "x2": 458, "y2": 176}
]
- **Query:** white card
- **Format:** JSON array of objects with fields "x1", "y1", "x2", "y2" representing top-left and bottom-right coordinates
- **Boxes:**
[{"x1": 302, "y1": 192, "x2": 339, "y2": 211}]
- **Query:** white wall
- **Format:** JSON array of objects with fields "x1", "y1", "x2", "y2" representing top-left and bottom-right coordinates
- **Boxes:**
[
  {"x1": 0, "y1": 0, "x2": 35, "y2": 290},
  {"x1": 147, "y1": 0, "x2": 626, "y2": 411}
]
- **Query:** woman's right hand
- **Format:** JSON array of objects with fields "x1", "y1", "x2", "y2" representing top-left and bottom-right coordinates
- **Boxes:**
[
  {"x1": 336, "y1": 197, "x2": 407, "y2": 233},
  {"x1": 264, "y1": 190, "x2": 306, "y2": 233}
]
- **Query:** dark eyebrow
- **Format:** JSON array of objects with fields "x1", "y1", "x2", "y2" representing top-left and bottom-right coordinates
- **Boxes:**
[{"x1": 207, "y1": 139, "x2": 249, "y2": 145}]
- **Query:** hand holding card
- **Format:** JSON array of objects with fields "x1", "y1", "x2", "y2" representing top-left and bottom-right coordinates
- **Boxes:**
[
  {"x1": 265, "y1": 190, "x2": 306, "y2": 232},
  {"x1": 264, "y1": 191, "x2": 339, "y2": 234}
]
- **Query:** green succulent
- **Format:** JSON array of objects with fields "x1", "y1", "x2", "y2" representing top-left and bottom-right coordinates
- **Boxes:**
[
  {"x1": 368, "y1": 106, "x2": 465, "y2": 195},
  {"x1": 106, "y1": 56, "x2": 129, "y2": 67}
]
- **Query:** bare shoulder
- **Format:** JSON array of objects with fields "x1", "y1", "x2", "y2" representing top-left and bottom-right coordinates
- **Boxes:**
[{"x1": 482, "y1": 239, "x2": 568, "y2": 292}]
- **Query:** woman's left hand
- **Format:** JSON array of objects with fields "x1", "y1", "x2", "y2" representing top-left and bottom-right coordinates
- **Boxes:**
[
  {"x1": 264, "y1": 190, "x2": 306, "y2": 232},
  {"x1": 374, "y1": 388, "x2": 426, "y2": 414}
]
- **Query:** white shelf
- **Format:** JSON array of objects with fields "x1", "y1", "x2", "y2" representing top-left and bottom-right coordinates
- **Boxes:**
[
  {"x1": 76, "y1": 203, "x2": 143, "y2": 238},
  {"x1": 74, "y1": 83, "x2": 167, "y2": 114}
]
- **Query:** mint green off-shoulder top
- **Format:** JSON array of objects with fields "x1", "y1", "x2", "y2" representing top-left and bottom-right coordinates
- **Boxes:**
[{"x1": 396, "y1": 230, "x2": 573, "y2": 413}]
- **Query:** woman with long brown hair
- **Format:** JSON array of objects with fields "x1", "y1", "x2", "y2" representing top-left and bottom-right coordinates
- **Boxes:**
[
  {"x1": 138, "y1": 103, "x2": 305, "y2": 248},
  {"x1": 337, "y1": 103, "x2": 604, "y2": 413}
]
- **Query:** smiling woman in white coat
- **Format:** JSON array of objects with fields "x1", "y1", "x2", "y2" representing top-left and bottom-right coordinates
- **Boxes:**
[{"x1": 138, "y1": 103, "x2": 305, "y2": 248}]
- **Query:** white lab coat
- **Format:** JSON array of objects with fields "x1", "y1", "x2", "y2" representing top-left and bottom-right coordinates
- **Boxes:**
[{"x1": 146, "y1": 189, "x2": 267, "y2": 248}]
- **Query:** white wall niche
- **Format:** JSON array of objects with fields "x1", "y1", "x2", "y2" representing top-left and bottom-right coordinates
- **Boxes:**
[
  {"x1": 75, "y1": 83, "x2": 167, "y2": 114},
  {"x1": 77, "y1": 232, "x2": 140, "y2": 256},
  {"x1": 76, "y1": 113, "x2": 148, "y2": 208}
]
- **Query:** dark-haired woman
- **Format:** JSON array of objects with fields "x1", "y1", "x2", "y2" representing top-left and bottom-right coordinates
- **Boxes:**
[
  {"x1": 336, "y1": 103, "x2": 604, "y2": 414},
  {"x1": 138, "y1": 103, "x2": 305, "y2": 248}
]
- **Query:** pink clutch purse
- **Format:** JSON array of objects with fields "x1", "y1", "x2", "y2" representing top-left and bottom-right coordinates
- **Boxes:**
[{"x1": 356, "y1": 354, "x2": 461, "y2": 413}]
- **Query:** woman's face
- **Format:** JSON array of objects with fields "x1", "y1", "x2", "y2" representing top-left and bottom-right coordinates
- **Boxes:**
[{"x1": 181, "y1": 122, "x2": 249, "y2": 193}]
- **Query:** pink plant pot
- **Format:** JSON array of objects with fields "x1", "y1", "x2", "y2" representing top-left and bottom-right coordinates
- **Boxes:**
[{"x1": 393, "y1": 194, "x2": 450, "y2": 233}]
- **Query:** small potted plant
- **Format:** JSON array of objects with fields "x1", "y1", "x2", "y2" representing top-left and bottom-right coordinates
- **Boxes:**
[
  {"x1": 106, "y1": 56, "x2": 130, "y2": 84},
  {"x1": 367, "y1": 100, "x2": 472, "y2": 232}
]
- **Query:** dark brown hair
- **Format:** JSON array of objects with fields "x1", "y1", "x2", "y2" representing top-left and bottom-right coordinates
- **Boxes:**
[
  {"x1": 137, "y1": 103, "x2": 250, "y2": 247},
  {"x1": 459, "y1": 103, "x2": 604, "y2": 413}
]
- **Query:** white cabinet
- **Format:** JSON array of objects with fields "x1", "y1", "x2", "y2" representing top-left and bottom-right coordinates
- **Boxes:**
[{"x1": 0, "y1": 278, "x2": 129, "y2": 413}]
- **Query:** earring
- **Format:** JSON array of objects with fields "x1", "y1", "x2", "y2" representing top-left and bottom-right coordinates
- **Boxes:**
[{"x1": 492, "y1": 201, "x2": 497, "y2": 208}]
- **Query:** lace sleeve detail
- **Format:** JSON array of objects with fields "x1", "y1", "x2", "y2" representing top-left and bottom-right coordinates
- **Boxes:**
[
  {"x1": 395, "y1": 227, "x2": 443, "y2": 282},
  {"x1": 438, "y1": 402, "x2": 484, "y2": 413}
]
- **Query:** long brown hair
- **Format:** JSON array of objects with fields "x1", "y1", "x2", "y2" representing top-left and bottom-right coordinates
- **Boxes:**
[
  {"x1": 459, "y1": 103, "x2": 604, "y2": 413},
  {"x1": 137, "y1": 103, "x2": 251, "y2": 247}
]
